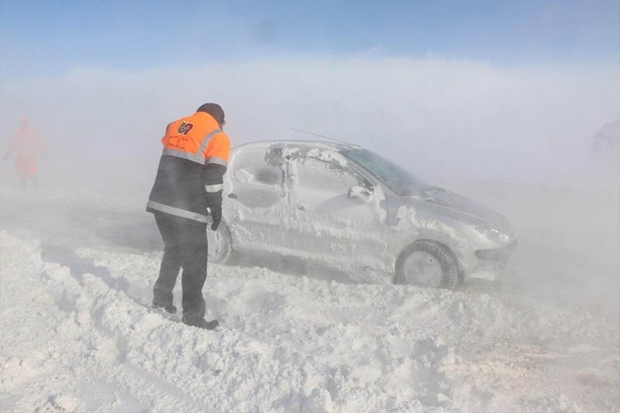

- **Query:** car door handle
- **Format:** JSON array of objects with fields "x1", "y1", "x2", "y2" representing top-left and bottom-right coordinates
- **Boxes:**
[
  {"x1": 297, "y1": 203, "x2": 306, "y2": 211},
  {"x1": 227, "y1": 193, "x2": 238, "y2": 200}
]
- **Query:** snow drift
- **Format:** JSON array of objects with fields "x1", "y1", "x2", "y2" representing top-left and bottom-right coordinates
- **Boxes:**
[{"x1": 0, "y1": 179, "x2": 617, "y2": 412}]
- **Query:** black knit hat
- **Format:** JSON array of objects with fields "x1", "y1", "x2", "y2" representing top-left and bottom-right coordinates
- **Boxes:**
[{"x1": 197, "y1": 103, "x2": 225, "y2": 125}]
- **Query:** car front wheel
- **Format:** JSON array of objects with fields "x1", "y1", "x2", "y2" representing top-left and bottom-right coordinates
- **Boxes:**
[
  {"x1": 394, "y1": 240, "x2": 461, "y2": 290},
  {"x1": 207, "y1": 222, "x2": 232, "y2": 264}
]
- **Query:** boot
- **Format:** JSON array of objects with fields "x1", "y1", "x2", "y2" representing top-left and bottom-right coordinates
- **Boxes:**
[
  {"x1": 152, "y1": 302, "x2": 177, "y2": 314},
  {"x1": 182, "y1": 317, "x2": 219, "y2": 330}
]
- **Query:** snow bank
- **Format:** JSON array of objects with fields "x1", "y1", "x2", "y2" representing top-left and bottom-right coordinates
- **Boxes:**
[{"x1": 0, "y1": 184, "x2": 618, "y2": 412}]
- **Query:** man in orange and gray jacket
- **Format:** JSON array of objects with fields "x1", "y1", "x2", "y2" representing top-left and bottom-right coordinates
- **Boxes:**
[{"x1": 147, "y1": 103, "x2": 230, "y2": 330}]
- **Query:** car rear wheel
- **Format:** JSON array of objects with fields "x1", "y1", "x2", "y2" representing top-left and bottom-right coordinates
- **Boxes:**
[
  {"x1": 207, "y1": 222, "x2": 232, "y2": 264},
  {"x1": 395, "y1": 240, "x2": 461, "y2": 290}
]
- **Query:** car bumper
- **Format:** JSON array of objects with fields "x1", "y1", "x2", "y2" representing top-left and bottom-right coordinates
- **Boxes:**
[
  {"x1": 467, "y1": 239, "x2": 517, "y2": 280},
  {"x1": 475, "y1": 239, "x2": 518, "y2": 262}
]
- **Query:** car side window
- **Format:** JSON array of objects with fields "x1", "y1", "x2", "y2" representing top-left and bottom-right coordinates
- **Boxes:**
[
  {"x1": 229, "y1": 147, "x2": 284, "y2": 207},
  {"x1": 295, "y1": 157, "x2": 359, "y2": 194},
  {"x1": 231, "y1": 147, "x2": 283, "y2": 186}
]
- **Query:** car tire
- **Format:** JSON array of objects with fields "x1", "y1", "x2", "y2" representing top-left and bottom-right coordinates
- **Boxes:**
[
  {"x1": 394, "y1": 240, "x2": 462, "y2": 290},
  {"x1": 207, "y1": 222, "x2": 232, "y2": 264}
]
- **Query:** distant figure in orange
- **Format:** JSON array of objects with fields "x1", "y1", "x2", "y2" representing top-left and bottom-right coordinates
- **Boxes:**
[{"x1": 4, "y1": 118, "x2": 46, "y2": 188}]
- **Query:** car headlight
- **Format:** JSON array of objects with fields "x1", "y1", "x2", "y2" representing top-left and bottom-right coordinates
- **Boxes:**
[{"x1": 474, "y1": 226, "x2": 510, "y2": 244}]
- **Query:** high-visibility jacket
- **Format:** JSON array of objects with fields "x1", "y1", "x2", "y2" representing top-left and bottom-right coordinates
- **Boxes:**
[
  {"x1": 6, "y1": 127, "x2": 45, "y2": 162},
  {"x1": 146, "y1": 111, "x2": 230, "y2": 223}
]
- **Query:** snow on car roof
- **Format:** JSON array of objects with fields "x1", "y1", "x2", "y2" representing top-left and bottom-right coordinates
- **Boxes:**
[{"x1": 232, "y1": 139, "x2": 361, "y2": 152}]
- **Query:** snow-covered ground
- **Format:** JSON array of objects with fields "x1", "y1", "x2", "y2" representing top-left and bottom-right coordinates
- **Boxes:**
[{"x1": 0, "y1": 179, "x2": 618, "y2": 413}]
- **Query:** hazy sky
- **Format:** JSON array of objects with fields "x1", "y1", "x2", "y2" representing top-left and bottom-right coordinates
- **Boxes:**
[
  {"x1": 1, "y1": 0, "x2": 617, "y2": 77},
  {"x1": 0, "y1": 1, "x2": 618, "y2": 191}
]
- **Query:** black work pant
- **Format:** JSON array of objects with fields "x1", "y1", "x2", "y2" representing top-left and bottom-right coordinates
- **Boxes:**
[{"x1": 153, "y1": 212, "x2": 208, "y2": 323}]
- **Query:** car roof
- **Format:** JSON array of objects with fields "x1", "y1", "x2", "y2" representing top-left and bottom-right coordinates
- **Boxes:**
[{"x1": 232, "y1": 139, "x2": 362, "y2": 153}]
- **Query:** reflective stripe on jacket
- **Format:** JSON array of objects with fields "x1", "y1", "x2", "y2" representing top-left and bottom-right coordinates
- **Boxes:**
[{"x1": 147, "y1": 111, "x2": 230, "y2": 222}]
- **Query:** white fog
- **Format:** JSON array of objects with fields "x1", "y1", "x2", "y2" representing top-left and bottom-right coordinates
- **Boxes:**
[{"x1": 1, "y1": 45, "x2": 619, "y2": 413}]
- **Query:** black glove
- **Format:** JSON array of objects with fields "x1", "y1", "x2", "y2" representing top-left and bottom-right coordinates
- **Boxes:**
[
  {"x1": 206, "y1": 192, "x2": 222, "y2": 231},
  {"x1": 210, "y1": 204, "x2": 222, "y2": 231}
]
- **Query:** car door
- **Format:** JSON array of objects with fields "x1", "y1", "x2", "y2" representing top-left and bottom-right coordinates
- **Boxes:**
[
  {"x1": 226, "y1": 145, "x2": 290, "y2": 252},
  {"x1": 287, "y1": 148, "x2": 387, "y2": 265}
]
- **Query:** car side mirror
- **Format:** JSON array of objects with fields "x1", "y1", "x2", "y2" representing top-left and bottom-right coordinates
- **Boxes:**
[{"x1": 348, "y1": 185, "x2": 373, "y2": 203}]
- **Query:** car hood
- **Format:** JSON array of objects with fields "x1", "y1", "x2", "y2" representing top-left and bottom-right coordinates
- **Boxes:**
[{"x1": 400, "y1": 187, "x2": 514, "y2": 235}]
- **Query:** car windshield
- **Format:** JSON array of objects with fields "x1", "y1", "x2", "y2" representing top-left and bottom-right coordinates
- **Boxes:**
[{"x1": 341, "y1": 148, "x2": 430, "y2": 196}]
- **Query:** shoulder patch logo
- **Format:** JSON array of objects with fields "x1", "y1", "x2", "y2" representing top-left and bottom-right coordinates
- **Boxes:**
[{"x1": 178, "y1": 122, "x2": 194, "y2": 135}]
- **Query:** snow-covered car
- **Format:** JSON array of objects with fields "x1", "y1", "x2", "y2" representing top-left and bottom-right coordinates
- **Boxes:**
[{"x1": 208, "y1": 140, "x2": 517, "y2": 289}]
